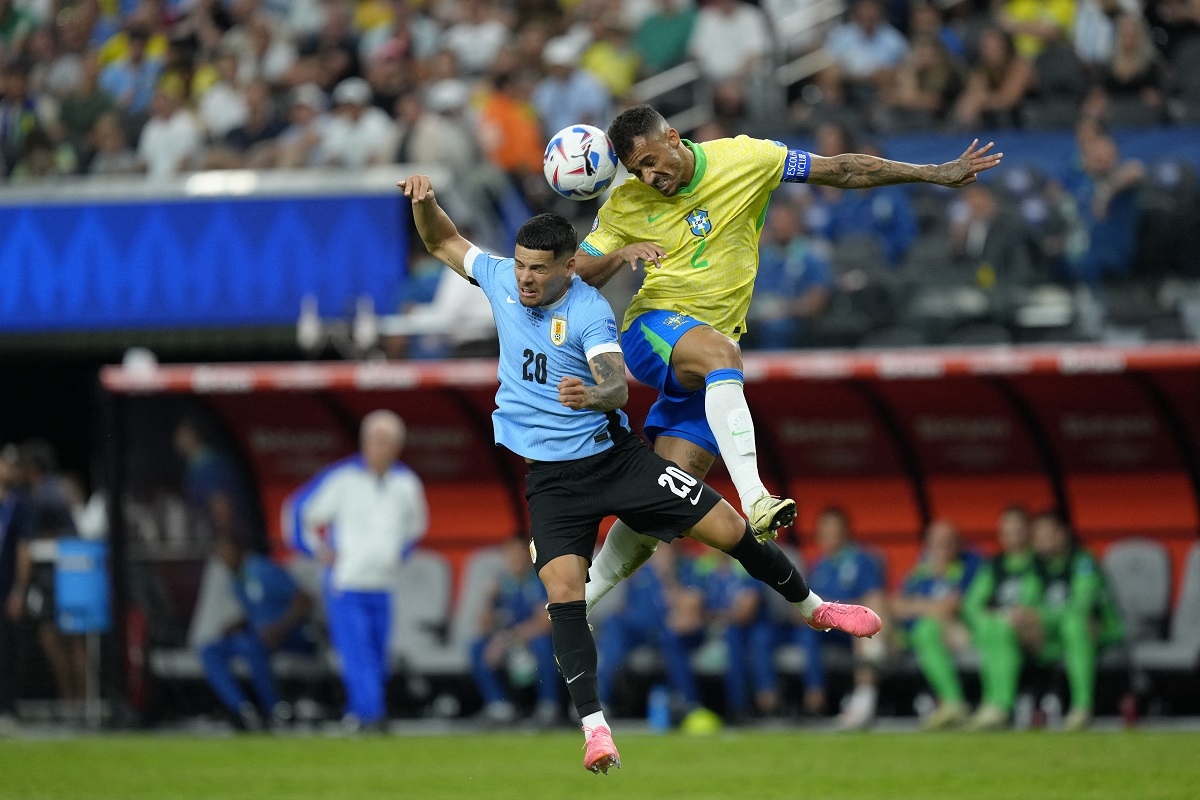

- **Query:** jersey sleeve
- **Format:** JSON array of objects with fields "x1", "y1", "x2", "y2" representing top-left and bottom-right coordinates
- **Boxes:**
[
  {"x1": 579, "y1": 294, "x2": 622, "y2": 361},
  {"x1": 463, "y1": 246, "x2": 508, "y2": 297},
  {"x1": 734, "y1": 135, "x2": 789, "y2": 192},
  {"x1": 580, "y1": 188, "x2": 636, "y2": 257}
]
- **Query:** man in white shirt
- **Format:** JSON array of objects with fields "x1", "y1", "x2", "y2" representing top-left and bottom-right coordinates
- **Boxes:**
[
  {"x1": 287, "y1": 410, "x2": 428, "y2": 729},
  {"x1": 320, "y1": 77, "x2": 397, "y2": 169},
  {"x1": 137, "y1": 86, "x2": 202, "y2": 180}
]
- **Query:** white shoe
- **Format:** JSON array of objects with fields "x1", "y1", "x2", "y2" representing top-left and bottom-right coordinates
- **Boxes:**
[{"x1": 836, "y1": 688, "x2": 876, "y2": 731}]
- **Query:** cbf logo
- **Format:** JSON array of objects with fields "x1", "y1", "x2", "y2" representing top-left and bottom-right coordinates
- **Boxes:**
[
  {"x1": 663, "y1": 313, "x2": 688, "y2": 329},
  {"x1": 685, "y1": 208, "x2": 712, "y2": 236},
  {"x1": 550, "y1": 314, "x2": 568, "y2": 346}
]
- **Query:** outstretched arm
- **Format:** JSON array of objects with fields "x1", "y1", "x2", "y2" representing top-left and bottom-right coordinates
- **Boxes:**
[
  {"x1": 558, "y1": 350, "x2": 629, "y2": 412},
  {"x1": 397, "y1": 174, "x2": 475, "y2": 279},
  {"x1": 806, "y1": 139, "x2": 1003, "y2": 190}
]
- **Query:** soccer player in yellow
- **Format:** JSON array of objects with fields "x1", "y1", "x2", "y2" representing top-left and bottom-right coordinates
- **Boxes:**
[{"x1": 580, "y1": 104, "x2": 1002, "y2": 612}]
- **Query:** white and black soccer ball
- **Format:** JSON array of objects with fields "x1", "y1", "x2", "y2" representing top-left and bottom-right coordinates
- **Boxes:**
[{"x1": 542, "y1": 124, "x2": 619, "y2": 201}]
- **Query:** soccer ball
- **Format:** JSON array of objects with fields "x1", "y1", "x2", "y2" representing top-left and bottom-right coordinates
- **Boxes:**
[{"x1": 542, "y1": 124, "x2": 619, "y2": 201}]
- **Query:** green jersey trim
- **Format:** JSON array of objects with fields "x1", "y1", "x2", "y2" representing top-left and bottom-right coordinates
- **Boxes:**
[{"x1": 677, "y1": 139, "x2": 707, "y2": 196}]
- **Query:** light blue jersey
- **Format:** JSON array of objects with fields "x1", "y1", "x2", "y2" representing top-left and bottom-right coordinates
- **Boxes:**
[{"x1": 465, "y1": 247, "x2": 629, "y2": 462}]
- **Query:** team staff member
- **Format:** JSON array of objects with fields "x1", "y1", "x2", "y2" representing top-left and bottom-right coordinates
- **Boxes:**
[
  {"x1": 287, "y1": 410, "x2": 428, "y2": 731},
  {"x1": 398, "y1": 173, "x2": 880, "y2": 775},
  {"x1": 580, "y1": 105, "x2": 1003, "y2": 609}
]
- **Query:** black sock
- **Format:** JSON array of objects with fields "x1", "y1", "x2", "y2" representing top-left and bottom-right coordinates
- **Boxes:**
[
  {"x1": 727, "y1": 524, "x2": 811, "y2": 603},
  {"x1": 547, "y1": 600, "x2": 602, "y2": 718}
]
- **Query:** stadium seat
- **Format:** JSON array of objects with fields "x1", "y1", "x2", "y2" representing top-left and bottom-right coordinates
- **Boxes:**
[
  {"x1": 1103, "y1": 539, "x2": 1171, "y2": 644},
  {"x1": 390, "y1": 549, "x2": 456, "y2": 674},
  {"x1": 1133, "y1": 543, "x2": 1200, "y2": 673},
  {"x1": 442, "y1": 546, "x2": 509, "y2": 673}
]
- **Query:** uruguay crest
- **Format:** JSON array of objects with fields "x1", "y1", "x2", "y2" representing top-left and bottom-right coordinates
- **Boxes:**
[
  {"x1": 686, "y1": 208, "x2": 712, "y2": 236},
  {"x1": 550, "y1": 314, "x2": 568, "y2": 346}
]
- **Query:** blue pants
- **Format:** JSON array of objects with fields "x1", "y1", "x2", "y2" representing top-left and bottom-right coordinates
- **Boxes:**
[
  {"x1": 598, "y1": 615, "x2": 700, "y2": 706},
  {"x1": 723, "y1": 620, "x2": 779, "y2": 714},
  {"x1": 200, "y1": 631, "x2": 279, "y2": 715},
  {"x1": 796, "y1": 623, "x2": 852, "y2": 691},
  {"x1": 469, "y1": 634, "x2": 558, "y2": 706},
  {"x1": 325, "y1": 588, "x2": 391, "y2": 724}
]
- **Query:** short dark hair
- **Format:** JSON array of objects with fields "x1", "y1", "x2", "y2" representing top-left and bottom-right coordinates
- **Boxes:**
[
  {"x1": 607, "y1": 104, "x2": 669, "y2": 161},
  {"x1": 515, "y1": 213, "x2": 577, "y2": 259}
]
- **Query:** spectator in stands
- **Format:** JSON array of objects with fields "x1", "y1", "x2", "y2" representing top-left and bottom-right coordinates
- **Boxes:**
[
  {"x1": 891, "y1": 519, "x2": 980, "y2": 730},
  {"x1": 199, "y1": 534, "x2": 313, "y2": 730},
  {"x1": 1015, "y1": 510, "x2": 1124, "y2": 731},
  {"x1": 393, "y1": 80, "x2": 477, "y2": 173},
  {"x1": 294, "y1": 0, "x2": 359, "y2": 93},
  {"x1": 794, "y1": 507, "x2": 886, "y2": 730},
  {"x1": 470, "y1": 536, "x2": 557, "y2": 727},
  {"x1": 0, "y1": 62, "x2": 43, "y2": 176},
  {"x1": 319, "y1": 77, "x2": 396, "y2": 169},
  {"x1": 1062, "y1": 130, "x2": 1144, "y2": 285},
  {"x1": 290, "y1": 410, "x2": 428, "y2": 732},
  {"x1": 27, "y1": 25, "x2": 84, "y2": 99},
  {"x1": 824, "y1": 0, "x2": 909, "y2": 106},
  {"x1": 687, "y1": 0, "x2": 771, "y2": 120},
  {"x1": 532, "y1": 36, "x2": 611, "y2": 139},
  {"x1": 0, "y1": 0, "x2": 35, "y2": 54},
  {"x1": 8, "y1": 125, "x2": 77, "y2": 183},
  {"x1": 1081, "y1": 14, "x2": 1167, "y2": 125},
  {"x1": 137, "y1": 83, "x2": 202, "y2": 179},
  {"x1": 212, "y1": 78, "x2": 285, "y2": 169},
  {"x1": 197, "y1": 48, "x2": 249, "y2": 142},
  {"x1": 0, "y1": 443, "x2": 33, "y2": 734},
  {"x1": 692, "y1": 551, "x2": 782, "y2": 723},
  {"x1": 880, "y1": 33, "x2": 965, "y2": 129},
  {"x1": 58, "y1": 55, "x2": 115, "y2": 156},
  {"x1": 596, "y1": 545, "x2": 705, "y2": 725},
  {"x1": 996, "y1": 0, "x2": 1077, "y2": 59},
  {"x1": 1074, "y1": 0, "x2": 1143, "y2": 69},
  {"x1": 579, "y1": 14, "x2": 640, "y2": 101},
  {"x1": 633, "y1": 0, "x2": 697, "y2": 77},
  {"x1": 228, "y1": 12, "x2": 297, "y2": 88},
  {"x1": 948, "y1": 183, "x2": 1037, "y2": 289},
  {"x1": 908, "y1": 1, "x2": 966, "y2": 61},
  {"x1": 953, "y1": 26, "x2": 1035, "y2": 130},
  {"x1": 475, "y1": 69, "x2": 544, "y2": 193},
  {"x1": 961, "y1": 505, "x2": 1040, "y2": 731},
  {"x1": 746, "y1": 195, "x2": 834, "y2": 350},
  {"x1": 362, "y1": 37, "x2": 410, "y2": 116},
  {"x1": 85, "y1": 111, "x2": 140, "y2": 176},
  {"x1": 440, "y1": 0, "x2": 511, "y2": 77},
  {"x1": 273, "y1": 82, "x2": 329, "y2": 168},
  {"x1": 98, "y1": 25, "x2": 163, "y2": 119}
]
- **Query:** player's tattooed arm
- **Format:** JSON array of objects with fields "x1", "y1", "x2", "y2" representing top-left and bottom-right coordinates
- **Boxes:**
[
  {"x1": 558, "y1": 351, "x2": 629, "y2": 411},
  {"x1": 806, "y1": 140, "x2": 1003, "y2": 189}
]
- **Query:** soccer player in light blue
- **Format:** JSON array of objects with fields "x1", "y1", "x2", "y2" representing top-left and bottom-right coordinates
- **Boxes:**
[{"x1": 398, "y1": 172, "x2": 879, "y2": 775}]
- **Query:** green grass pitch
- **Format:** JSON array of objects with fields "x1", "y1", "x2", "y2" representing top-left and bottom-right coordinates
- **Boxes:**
[{"x1": 2, "y1": 730, "x2": 1197, "y2": 800}]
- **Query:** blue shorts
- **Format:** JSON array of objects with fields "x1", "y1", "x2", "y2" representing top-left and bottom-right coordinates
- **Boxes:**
[{"x1": 621, "y1": 310, "x2": 719, "y2": 455}]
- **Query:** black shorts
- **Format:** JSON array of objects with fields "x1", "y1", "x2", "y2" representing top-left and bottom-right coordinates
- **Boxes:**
[{"x1": 524, "y1": 433, "x2": 724, "y2": 573}]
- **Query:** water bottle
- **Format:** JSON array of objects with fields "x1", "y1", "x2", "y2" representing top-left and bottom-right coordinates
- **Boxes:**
[{"x1": 647, "y1": 685, "x2": 671, "y2": 733}]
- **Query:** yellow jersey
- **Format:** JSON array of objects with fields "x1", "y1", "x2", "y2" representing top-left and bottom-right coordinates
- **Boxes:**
[{"x1": 581, "y1": 136, "x2": 787, "y2": 339}]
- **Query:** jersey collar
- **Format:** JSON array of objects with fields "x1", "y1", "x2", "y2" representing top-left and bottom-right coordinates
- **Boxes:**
[{"x1": 678, "y1": 139, "x2": 707, "y2": 195}]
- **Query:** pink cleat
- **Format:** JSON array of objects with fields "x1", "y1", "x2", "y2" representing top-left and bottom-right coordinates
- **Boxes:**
[
  {"x1": 582, "y1": 725, "x2": 621, "y2": 775},
  {"x1": 805, "y1": 601, "x2": 882, "y2": 638}
]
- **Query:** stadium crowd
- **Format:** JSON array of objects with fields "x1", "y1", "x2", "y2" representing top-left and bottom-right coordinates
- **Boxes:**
[{"x1": 2, "y1": 0, "x2": 1198, "y2": 345}]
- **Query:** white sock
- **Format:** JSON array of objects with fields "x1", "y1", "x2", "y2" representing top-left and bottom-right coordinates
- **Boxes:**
[
  {"x1": 796, "y1": 590, "x2": 824, "y2": 619},
  {"x1": 581, "y1": 711, "x2": 608, "y2": 732},
  {"x1": 585, "y1": 519, "x2": 659, "y2": 614},
  {"x1": 703, "y1": 375, "x2": 768, "y2": 514}
]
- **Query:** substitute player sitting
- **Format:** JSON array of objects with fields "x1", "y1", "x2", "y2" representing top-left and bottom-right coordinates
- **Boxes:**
[
  {"x1": 579, "y1": 105, "x2": 1002, "y2": 610},
  {"x1": 398, "y1": 173, "x2": 880, "y2": 776}
]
